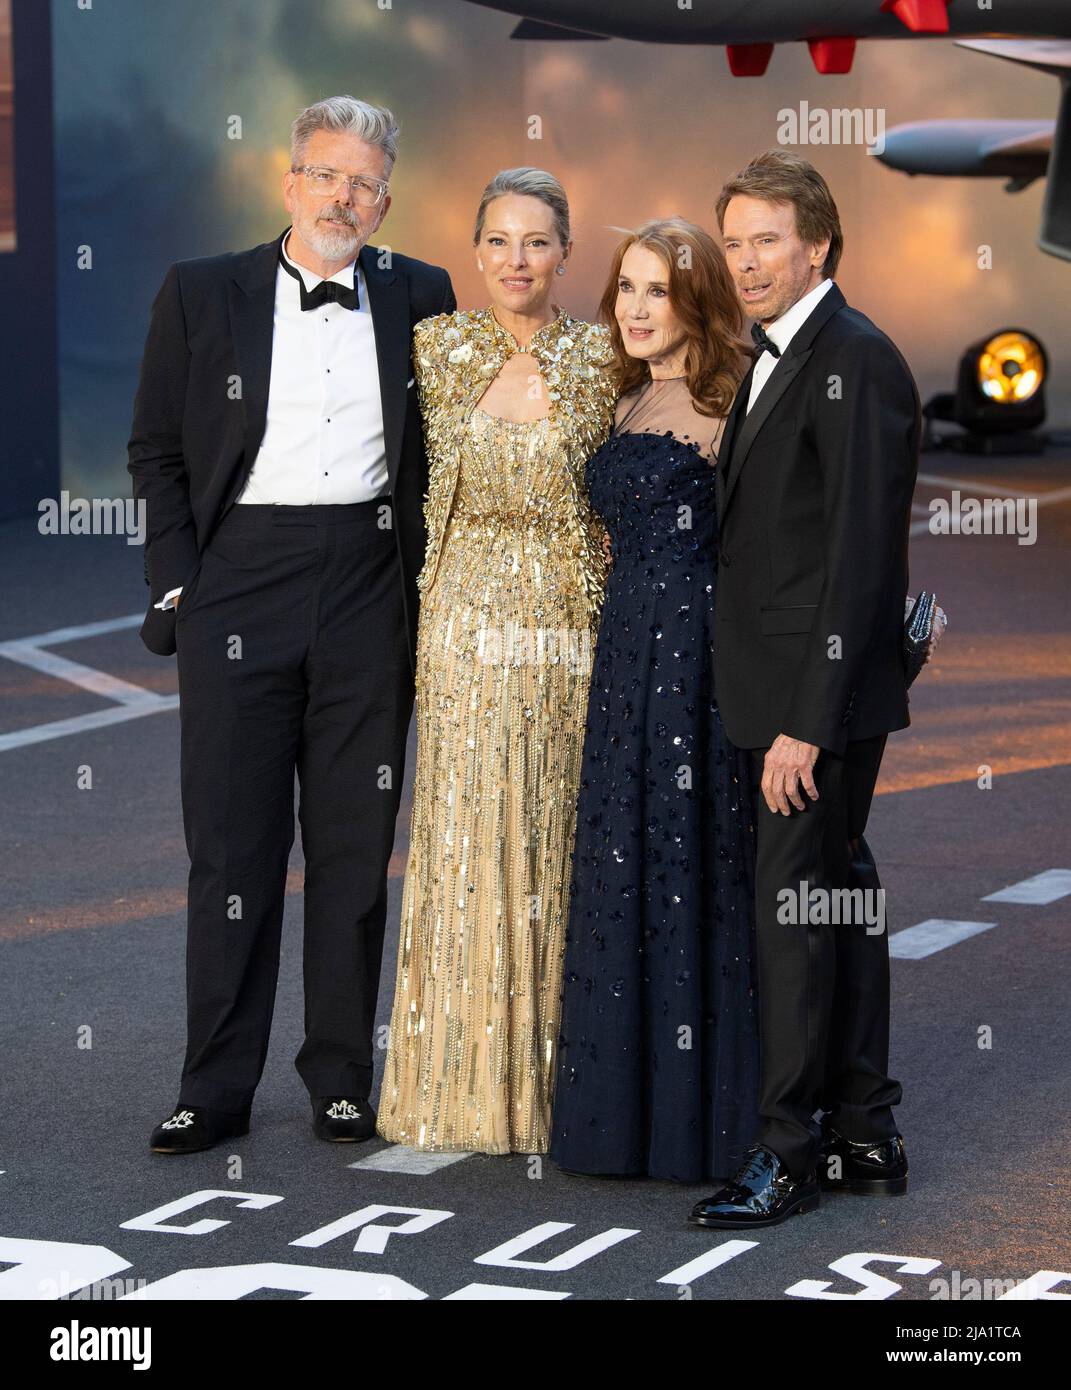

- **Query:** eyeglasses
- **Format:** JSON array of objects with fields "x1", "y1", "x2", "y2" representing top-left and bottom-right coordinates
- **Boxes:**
[{"x1": 293, "y1": 165, "x2": 389, "y2": 207}]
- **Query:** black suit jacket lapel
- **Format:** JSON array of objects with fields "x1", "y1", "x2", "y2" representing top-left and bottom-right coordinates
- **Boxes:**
[
  {"x1": 721, "y1": 349, "x2": 811, "y2": 513},
  {"x1": 360, "y1": 242, "x2": 409, "y2": 493},
  {"x1": 716, "y1": 361, "x2": 754, "y2": 520},
  {"x1": 721, "y1": 282, "x2": 846, "y2": 516},
  {"x1": 227, "y1": 229, "x2": 284, "y2": 502}
]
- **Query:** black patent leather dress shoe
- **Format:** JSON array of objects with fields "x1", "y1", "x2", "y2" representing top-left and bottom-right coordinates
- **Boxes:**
[
  {"x1": 818, "y1": 1118, "x2": 908, "y2": 1195},
  {"x1": 689, "y1": 1144, "x2": 820, "y2": 1229},
  {"x1": 149, "y1": 1104, "x2": 250, "y2": 1154},
  {"x1": 311, "y1": 1095, "x2": 376, "y2": 1142}
]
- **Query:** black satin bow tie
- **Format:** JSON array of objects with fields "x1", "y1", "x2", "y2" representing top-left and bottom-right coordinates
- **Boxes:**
[
  {"x1": 278, "y1": 242, "x2": 359, "y2": 311},
  {"x1": 750, "y1": 322, "x2": 781, "y2": 358},
  {"x1": 301, "y1": 278, "x2": 359, "y2": 311}
]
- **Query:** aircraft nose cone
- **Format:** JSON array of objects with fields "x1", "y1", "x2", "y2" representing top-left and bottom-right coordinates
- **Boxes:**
[{"x1": 876, "y1": 121, "x2": 979, "y2": 173}]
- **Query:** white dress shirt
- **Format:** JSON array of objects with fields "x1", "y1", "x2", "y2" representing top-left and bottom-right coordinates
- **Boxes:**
[
  {"x1": 155, "y1": 227, "x2": 388, "y2": 610},
  {"x1": 746, "y1": 276, "x2": 835, "y2": 414}
]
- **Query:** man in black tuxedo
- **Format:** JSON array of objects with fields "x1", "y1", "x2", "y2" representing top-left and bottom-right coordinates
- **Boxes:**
[
  {"x1": 128, "y1": 97, "x2": 454, "y2": 1154},
  {"x1": 691, "y1": 151, "x2": 919, "y2": 1228}
]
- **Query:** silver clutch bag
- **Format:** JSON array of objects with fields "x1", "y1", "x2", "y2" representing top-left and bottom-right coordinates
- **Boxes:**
[{"x1": 903, "y1": 591, "x2": 937, "y2": 687}]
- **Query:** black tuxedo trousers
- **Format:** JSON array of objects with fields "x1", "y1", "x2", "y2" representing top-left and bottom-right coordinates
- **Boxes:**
[
  {"x1": 747, "y1": 735, "x2": 903, "y2": 1180},
  {"x1": 174, "y1": 500, "x2": 413, "y2": 1115}
]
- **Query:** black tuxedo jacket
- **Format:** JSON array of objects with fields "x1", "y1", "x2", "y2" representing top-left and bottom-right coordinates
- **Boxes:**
[
  {"x1": 126, "y1": 227, "x2": 455, "y2": 666},
  {"x1": 713, "y1": 282, "x2": 920, "y2": 755}
]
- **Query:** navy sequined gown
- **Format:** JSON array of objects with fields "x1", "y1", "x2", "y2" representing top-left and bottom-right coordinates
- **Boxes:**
[{"x1": 549, "y1": 379, "x2": 761, "y2": 1183}]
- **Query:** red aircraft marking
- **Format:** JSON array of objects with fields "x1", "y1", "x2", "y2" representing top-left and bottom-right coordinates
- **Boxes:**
[
  {"x1": 725, "y1": 42, "x2": 773, "y2": 77},
  {"x1": 808, "y1": 36, "x2": 857, "y2": 74},
  {"x1": 881, "y1": 0, "x2": 952, "y2": 35}
]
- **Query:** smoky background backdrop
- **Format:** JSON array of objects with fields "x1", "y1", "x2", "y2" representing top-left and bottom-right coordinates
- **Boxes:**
[{"x1": 48, "y1": 0, "x2": 1071, "y2": 500}]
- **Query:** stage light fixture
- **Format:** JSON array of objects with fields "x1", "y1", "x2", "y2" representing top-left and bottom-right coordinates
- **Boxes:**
[{"x1": 923, "y1": 327, "x2": 1048, "y2": 454}]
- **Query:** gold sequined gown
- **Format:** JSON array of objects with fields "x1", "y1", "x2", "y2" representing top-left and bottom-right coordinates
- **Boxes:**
[{"x1": 377, "y1": 306, "x2": 617, "y2": 1153}]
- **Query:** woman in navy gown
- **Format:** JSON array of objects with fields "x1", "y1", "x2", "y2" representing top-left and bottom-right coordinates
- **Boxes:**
[{"x1": 549, "y1": 219, "x2": 759, "y2": 1183}]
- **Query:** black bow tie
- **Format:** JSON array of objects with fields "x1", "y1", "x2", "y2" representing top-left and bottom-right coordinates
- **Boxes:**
[
  {"x1": 300, "y1": 278, "x2": 359, "y2": 311},
  {"x1": 278, "y1": 240, "x2": 359, "y2": 311},
  {"x1": 750, "y1": 322, "x2": 781, "y2": 359}
]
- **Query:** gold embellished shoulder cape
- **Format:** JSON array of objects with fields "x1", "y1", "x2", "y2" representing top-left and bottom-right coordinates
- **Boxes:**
[{"x1": 413, "y1": 305, "x2": 618, "y2": 611}]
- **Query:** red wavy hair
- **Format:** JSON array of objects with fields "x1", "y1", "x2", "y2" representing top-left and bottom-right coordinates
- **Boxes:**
[{"x1": 598, "y1": 217, "x2": 750, "y2": 418}]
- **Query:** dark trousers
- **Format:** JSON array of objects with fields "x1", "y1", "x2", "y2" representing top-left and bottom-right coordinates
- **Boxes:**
[
  {"x1": 747, "y1": 734, "x2": 903, "y2": 1180},
  {"x1": 173, "y1": 500, "x2": 414, "y2": 1115}
]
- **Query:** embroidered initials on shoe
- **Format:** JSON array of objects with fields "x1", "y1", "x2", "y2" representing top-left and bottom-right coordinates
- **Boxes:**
[
  {"x1": 325, "y1": 1099, "x2": 363, "y2": 1120},
  {"x1": 161, "y1": 1109, "x2": 196, "y2": 1130}
]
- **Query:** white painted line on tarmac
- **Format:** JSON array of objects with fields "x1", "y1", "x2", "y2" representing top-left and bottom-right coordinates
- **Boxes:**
[
  {"x1": 0, "y1": 613, "x2": 177, "y2": 753},
  {"x1": 0, "y1": 640, "x2": 166, "y2": 705},
  {"x1": 983, "y1": 869, "x2": 1071, "y2": 905},
  {"x1": 916, "y1": 473, "x2": 1071, "y2": 502},
  {"x1": 911, "y1": 480, "x2": 1071, "y2": 537},
  {"x1": 0, "y1": 699, "x2": 180, "y2": 753},
  {"x1": 658, "y1": 1240, "x2": 758, "y2": 1285},
  {"x1": 0, "y1": 614, "x2": 145, "y2": 647},
  {"x1": 444, "y1": 1284, "x2": 571, "y2": 1300},
  {"x1": 997, "y1": 1271, "x2": 1071, "y2": 1299},
  {"x1": 889, "y1": 918, "x2": 997, "y2": 959},
  {"x1": 350, "y1": 1146, "x2": 473, "y2": 1175}
]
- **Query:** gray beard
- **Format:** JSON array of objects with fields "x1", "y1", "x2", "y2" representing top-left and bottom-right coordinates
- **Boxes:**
[{"x1": 304, "y1": 216, "x2": 362, "y2": 261}]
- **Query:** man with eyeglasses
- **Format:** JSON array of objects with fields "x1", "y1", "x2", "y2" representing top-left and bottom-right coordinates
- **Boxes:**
[{"x1": 129, "y1": 97, "x2": 455, "y2": 1154}]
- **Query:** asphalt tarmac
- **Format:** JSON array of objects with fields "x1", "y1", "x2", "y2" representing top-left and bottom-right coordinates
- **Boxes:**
[{"x1": 1, "y1": 445, "x2": 1068, "y2": 1304}]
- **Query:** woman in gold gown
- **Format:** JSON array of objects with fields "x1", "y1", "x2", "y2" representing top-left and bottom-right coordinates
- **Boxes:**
[{"x1": 376, "y1": 169, "x2": 618, "y2": 1153}]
